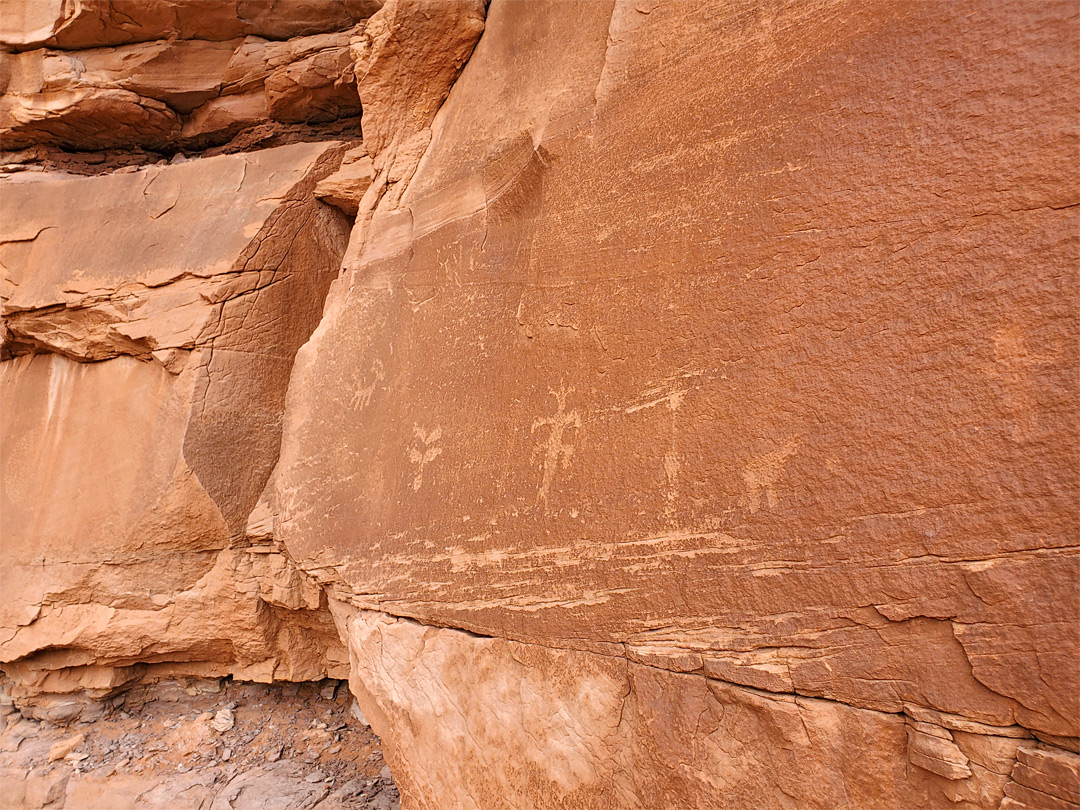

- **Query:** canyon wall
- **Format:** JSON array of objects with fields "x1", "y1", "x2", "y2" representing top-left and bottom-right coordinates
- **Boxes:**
[
  {"x1": 0, "y1": 0, "x2": 379, "y2": 726},
  {"x1": 2, "y1": 1, "x2": 1078, "y2": 809}
]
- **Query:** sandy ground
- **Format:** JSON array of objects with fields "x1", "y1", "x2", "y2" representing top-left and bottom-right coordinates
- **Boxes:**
[{"x1": 0, "y1": 678, "x2": 399, "y2": 810}]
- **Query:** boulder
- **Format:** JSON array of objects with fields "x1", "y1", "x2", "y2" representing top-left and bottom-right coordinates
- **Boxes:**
[{"x1": 0, "y1": 46, "x2": 182, "y2": 149}]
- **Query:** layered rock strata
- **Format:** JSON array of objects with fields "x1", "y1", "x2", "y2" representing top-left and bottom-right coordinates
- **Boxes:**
[
  {"x1": 2, "y1": 0, "x2": 1078, "y2": 809},
  {"x1": 1, "y1": 141, "x2": 353, "y2": 720},
  {"x1": 0, "y1": 0, "x2": 383, "y2": 50},
  {"x1": 0, "y1": 0, "x2": 380, "y2": 154}
]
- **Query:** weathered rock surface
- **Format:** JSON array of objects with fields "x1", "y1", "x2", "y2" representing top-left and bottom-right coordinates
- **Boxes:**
[
  {"x1": 275, "y1": 0, "x2": 1080, "y2": 808},
  {"x1": 1, "y1": 0, "x2": 1078, "y2": 808},
  {"x1": 0, "y1": 142, "x2": 353, "y2": 718},
  {"x1": 350, "y1": 0, "x2": 485, "y2": 181},
  {"x1": 0, "y1": 0, "x2": 382, "y2": 51},
  {"x1": 342, "y1": 611, "x2": 1046, "y2": 810},
  {"x1": 315, "y1": 144, "x2": 374, "y2": 215},
  {"x1": 1000, "y1": 743, "x2": 1080, "y2": 810},
  {"x1": 0, "y1": 28, "x2": 365, "y2": 151}
]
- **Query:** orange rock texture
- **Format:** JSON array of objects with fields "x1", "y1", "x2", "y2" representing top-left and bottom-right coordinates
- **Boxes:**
[{"x1": 2, "y1": 1, "x2": 1078, "y2": 809}]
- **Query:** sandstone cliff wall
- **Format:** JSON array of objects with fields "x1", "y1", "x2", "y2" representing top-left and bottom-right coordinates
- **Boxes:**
[
  {"x1": 2, "y1": 1, "x2": 1078, "y2": 809},
  {"x1": 1, "y1": 141, "x2": 354, "y2": 720}
]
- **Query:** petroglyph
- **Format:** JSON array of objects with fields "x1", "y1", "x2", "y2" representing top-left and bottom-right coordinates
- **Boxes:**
[
  {"x1": 530, "y1": 386, "x2": 582, "y2": 506},
  {"x1": 408, "y1": 425, "x2": 443, "y2": 491},
  {"x1": 740, "y1": 438, "x2": 801, "y2": 513},
  {"x1": 350, "y1": 359, "x2": 386, "y2": 411}
]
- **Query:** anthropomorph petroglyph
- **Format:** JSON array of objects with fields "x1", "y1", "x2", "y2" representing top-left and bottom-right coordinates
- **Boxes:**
[
  {"x1": 530, "y1": 386, "x2": 581, "y2": 506},
  {"x1": 409, "y1": 425, "x2": 443, "y2": 491}
]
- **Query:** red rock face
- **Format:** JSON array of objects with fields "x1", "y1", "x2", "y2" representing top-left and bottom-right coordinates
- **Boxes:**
[
  {"x1": 1, "y1": 143, "x2": 354, "y2": 720},
  {"x1": 0, "y1": 2, "x2": 377, "y2": 153},
  {"x1": 2, "y1": 0, "x2": 1078, "y2": 808},
  {"x1": 276, "y1": 1, "x2": 1080, "y2": 807}
]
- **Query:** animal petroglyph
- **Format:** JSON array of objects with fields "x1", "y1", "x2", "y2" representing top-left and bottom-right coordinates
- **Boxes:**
[{"x1": 741, "y1": 437, "x2": 801, "y2": 513}]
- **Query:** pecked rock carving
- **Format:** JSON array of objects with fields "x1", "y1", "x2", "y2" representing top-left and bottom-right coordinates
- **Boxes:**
[{"x1": 276, "y1": 1, "x2": 1080, "y2": 807}]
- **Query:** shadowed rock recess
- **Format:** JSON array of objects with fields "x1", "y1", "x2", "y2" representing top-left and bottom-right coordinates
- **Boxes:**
[{"x1": 1, "y1": 1, "x2": 1077, "y2": 809}]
